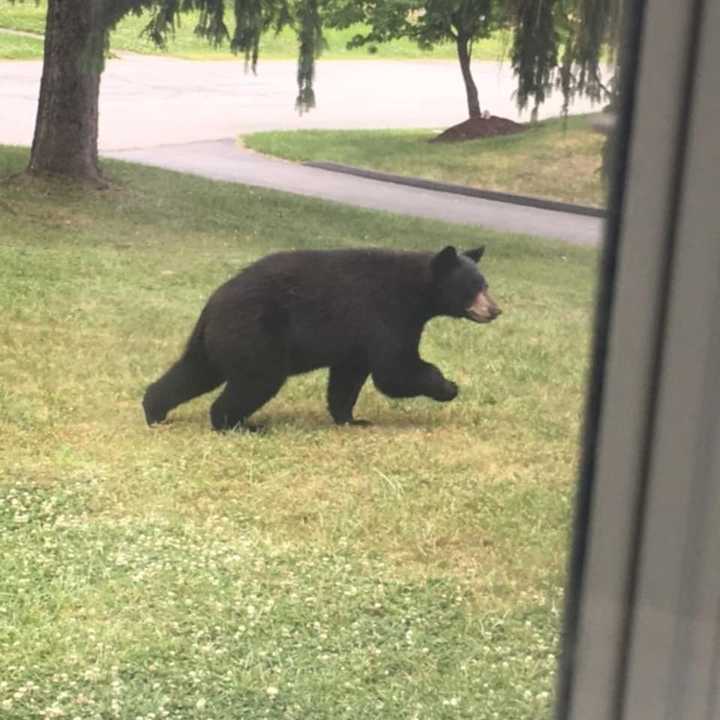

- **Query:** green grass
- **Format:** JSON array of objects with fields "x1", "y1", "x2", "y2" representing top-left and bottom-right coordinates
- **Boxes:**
[
  {"x1": 0, "y1": 1, "x2": 509, "y2": 61},
  {"x1": 0, "y1": 2, "x2": 46, "y2": 34},
  {"x1": 0, "y1": 145, "x2": 596, "y2": 719},
  {"x1": 244, "y1": 115, "x2": 607, "y2": 208},
  {"x1": 0, "y1": 28, "x2": 43, "y2": 59}
]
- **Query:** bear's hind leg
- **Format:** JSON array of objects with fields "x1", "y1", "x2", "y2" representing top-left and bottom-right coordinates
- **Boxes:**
[
  {"x1": 210, "y1": 372, "x2": 286, "y2": 431},
  {"x1": 143, "y1": 355, "x2": 223, "y2": 425},
  {"x1": 327, "y1": 364, "x2": 370, "y2": 425}
]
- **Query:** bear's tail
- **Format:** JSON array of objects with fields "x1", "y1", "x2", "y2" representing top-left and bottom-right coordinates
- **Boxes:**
[
  {"x1": 182, "y1": 307, "x2": 210, "y2": 363},
  {"x1": 142, "y1": 310, "x2": 223, "y2": 425}
]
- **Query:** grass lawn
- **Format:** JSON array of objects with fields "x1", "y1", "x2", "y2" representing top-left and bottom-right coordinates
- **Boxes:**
[
  {"x1": 0, "y1": 146, "x2": 596, "y2": 719},
  {"x1": 0, "y1": 28, "x2": 44, "y2": 59},
  {"x1": 244, "y1": 115, "x2": 607, "y2": 208},
  {"x1": 0, "y1": 2, "x2": 509, "y2": 61}
]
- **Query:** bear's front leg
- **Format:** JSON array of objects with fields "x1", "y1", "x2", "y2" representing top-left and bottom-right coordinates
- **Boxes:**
[
  {"x1": 327, "y1": 364, "x2": 370, "y2": 425},
  {"x1": 372, "y1": 359, "x2": 458, "y2": 402}
]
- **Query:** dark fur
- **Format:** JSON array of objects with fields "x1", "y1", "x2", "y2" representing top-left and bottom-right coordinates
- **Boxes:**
[{"x1": 143, "y1": 246, "x2": 499, "y2": 430}]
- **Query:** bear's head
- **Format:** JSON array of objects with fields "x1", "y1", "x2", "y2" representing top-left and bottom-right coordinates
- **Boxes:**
[{"x1": 431, "y1": 245, "x2": 502, "y2": 323}]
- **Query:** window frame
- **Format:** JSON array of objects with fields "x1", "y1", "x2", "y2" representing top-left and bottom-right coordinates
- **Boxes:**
[{"x1": 555, "y1": 0, "x2": 720, "y2": 718}]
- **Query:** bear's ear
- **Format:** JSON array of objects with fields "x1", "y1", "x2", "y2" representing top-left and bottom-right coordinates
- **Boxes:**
[
  {"x1": 431, "y1": 246, "x2": 459, "y2": 277},
  {"x1": 464, "y1": 246, "x2": 486, "y2": 263}
]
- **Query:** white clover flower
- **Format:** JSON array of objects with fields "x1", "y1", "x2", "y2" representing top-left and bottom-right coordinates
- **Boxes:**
[{"x1": 42, "y1": 706, "x2": 65, "y2": 718}]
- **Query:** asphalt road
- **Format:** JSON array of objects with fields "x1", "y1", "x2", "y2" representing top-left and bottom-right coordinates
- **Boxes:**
[{"x1": 1, "y1": 54, "x2": 605, "y2": 245}]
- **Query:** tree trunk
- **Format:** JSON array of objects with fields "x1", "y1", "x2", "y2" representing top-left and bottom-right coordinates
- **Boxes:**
[
  {"x1": 28, "y1": 0, "x2": 105, "y2": 181},
  {"x1": 456, "y1": 34, "x2": 481, "y2": 118}
]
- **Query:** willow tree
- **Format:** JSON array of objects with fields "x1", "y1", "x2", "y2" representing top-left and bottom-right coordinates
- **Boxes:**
[
  {"x1": 510, "y1": 0, "x2": 623, "y2": 117},
  {"x1": 327, "y1": 0, "x2": 507, "y2": 119},
  {"x1": 510, "y1": 0, "x2": 623, "y2": 178},
  {"x1": 572, "y1": 0, "x2": 623, "y2": 176},
  {"x1": 27, "y1": 0, "x2": 323, "y2": 182}
]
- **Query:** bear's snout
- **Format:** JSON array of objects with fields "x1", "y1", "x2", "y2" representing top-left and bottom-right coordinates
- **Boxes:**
[{"x1": 465, "y1": 289, "x2": 502, "y2": 323}]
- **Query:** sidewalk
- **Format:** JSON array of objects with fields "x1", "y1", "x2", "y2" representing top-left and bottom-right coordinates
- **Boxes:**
[{"x1": 104, "y1": 140, "x2": 604, "y2": 246}]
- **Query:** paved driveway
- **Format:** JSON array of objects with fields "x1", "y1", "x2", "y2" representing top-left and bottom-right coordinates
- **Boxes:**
[{"x1": 1, "y1": 54, "x2": 605, "y2": 245}]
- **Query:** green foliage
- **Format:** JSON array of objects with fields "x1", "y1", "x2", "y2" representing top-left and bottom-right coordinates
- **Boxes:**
[
  {"x1": 0, "y1": 0, "x2": 324, "y2": 112},
  {"x1": 0, "y1": 4, "x2": 502, "y2": 60},
  {"x1": 322, "y1": 0, "x2": 508, "y2": 117},
  {"x1": 510, "y1": 0, "x2": 559, "y2": 114},
  {"x1": 574, "y1": 0, "x2": 622, "y2": 100},
  {"x1": 4, "y1": 0, "x2": 620, "y2": 118},
  {"x1": 509, "y1": 0, "x2": 623, "y2": 114},
  {"x1": 327, "y1": 0, "x2": 504, "y2": 48},
  {"x1": 295, "y1": 0, "x2": 322, "y2": 111},
  {"x1": 131, "y1": 0, "x2": 322, "y2": 111}
]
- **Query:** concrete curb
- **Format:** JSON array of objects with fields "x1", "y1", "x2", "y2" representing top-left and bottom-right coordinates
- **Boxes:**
[{"x1": 303, "y1": 161, "x2": 607, "y2": 219}]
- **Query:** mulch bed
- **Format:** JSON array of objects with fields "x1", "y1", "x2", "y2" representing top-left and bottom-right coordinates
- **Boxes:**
[{"x1": 430, "y1": 115, "x2": 525, "y2": 143}]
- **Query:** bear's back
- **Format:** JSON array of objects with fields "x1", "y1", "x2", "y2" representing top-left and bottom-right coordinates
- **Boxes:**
[
  {"x1": 213, "y1": 248, "x2": 431, "y2": 319},
  {"x1": 201, "y1": 249, "x2": 433, "y2": 373}
]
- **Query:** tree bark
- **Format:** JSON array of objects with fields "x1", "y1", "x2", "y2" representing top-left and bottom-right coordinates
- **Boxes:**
[
  {"x1": 28, "y1": 0, "x2": 105, "y2": 181},
  {"x1": 456, "y1": 34, "x2": 481, "y2": 118}
]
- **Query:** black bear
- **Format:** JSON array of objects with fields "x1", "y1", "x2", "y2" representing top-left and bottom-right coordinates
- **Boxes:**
[{"x1": 143, "y1": 245, "x2": 501, "y2": 430}]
